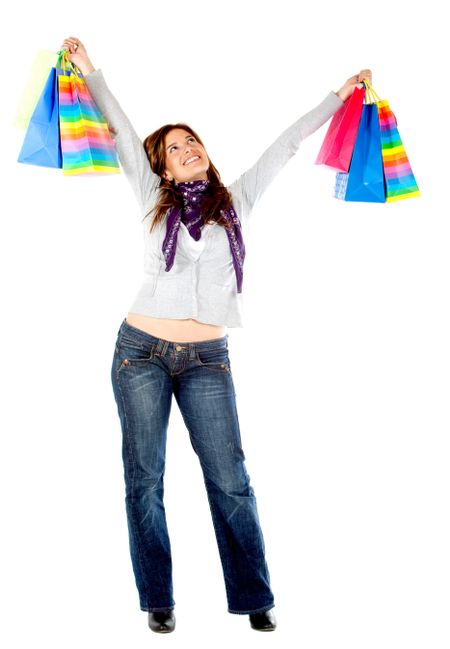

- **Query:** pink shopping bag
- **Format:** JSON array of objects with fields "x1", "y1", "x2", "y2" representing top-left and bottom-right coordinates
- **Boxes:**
[{"x1": 315, "y1": 85, "x2": 365, "y2": 172}]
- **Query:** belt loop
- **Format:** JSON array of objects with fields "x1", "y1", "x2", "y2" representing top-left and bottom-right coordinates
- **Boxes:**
[{"x1": 188, "y1": 342, "x2": 196, "y2": 360}]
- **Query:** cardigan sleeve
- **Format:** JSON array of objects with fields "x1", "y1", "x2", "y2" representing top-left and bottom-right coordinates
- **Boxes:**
[
  {"x1": 84, "y1": 69, "x2": 160, "y2": 216},
  {"x1": 227, "y1": 91, "x2": 344, "y2": 217}
]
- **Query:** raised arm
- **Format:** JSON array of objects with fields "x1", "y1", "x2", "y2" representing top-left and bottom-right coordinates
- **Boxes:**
[
  {"x1": 228, "y1": 91, "x2": 343, "y2": 216},
  {"x1": 228, "y1": 69, "x2": 372, "y2": 218},
  {"x1": 60, "y1": 37, "x2": 160, "y2": 215}
]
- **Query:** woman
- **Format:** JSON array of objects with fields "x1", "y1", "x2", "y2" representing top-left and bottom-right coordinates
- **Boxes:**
[{"x1": 61, "y1": 35, "x2": 371, "y2": 634}]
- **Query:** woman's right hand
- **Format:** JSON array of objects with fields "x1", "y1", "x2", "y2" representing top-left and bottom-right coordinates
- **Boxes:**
[
  {"x1": 335, "y1": 69, "x2": 372, "y2": 102},
  {"x1": 60, "y1": 37, "x2": 95, "y2": 76}
]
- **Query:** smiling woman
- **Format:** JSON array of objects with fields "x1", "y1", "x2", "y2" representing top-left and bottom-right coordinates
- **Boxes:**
[
  {"x1": 164, "y1": 131, "x2": 208, "y2": 181},
  {"x1": 142, "y1": 122, "x2": 234, "y2": 232},
  {"x1": 58, "y1": 34, "x2": 371, "y2": 635}
]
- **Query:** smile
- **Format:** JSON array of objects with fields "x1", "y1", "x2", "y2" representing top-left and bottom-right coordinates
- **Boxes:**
[{"x1": 184, "y1": 156, "x2": 200, "y2": 165}]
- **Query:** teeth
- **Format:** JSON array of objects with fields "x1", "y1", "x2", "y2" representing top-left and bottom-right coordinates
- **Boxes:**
[{"x1": 185, "y1": 156, "x2": 199, "y2": 165}]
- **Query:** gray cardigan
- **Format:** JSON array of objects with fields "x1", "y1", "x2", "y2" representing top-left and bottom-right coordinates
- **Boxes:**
[{"x1": 84, "y1": 69, "x2": 343, "y2": 327}]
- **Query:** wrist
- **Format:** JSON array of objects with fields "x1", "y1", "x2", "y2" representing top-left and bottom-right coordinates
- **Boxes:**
[
  {"x1": 335, "y1": 87, "x2": 348, "y2": 102},
  {"x1": 78, "y1": 59, "x2": 96, "y2": 76}
]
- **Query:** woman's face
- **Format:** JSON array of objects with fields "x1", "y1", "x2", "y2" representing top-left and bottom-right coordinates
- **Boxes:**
[{"x1": 163, "y1": 128, "x2": 210, "y2": 183}]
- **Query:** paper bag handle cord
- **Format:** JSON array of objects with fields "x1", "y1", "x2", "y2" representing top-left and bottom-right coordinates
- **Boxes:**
[
  {"x1": 362, "y1": 81, "x2": 375, "y2": 104},
  {"x1": 56, "y1": 49, "x2": 83, "y2": 77},
  {"x1": 364, "y1": 85, "x2": 376, "y2": 104},
  {"x1": 363, "y1": 80, "x2": 381, "y2": 103}
]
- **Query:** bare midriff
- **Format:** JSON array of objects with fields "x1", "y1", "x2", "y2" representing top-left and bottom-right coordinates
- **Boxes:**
[{"x1": 125, "y1": 312, "x2": 227, "y2": 342}]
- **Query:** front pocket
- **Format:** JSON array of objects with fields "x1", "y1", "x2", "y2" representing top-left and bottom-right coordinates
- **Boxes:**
[
  {"x1": 195, "y1": 346, "x2": 231, "y2": 373},
  {"x1": 116, "y1": 336, "x2": 155, "y2": 371}
]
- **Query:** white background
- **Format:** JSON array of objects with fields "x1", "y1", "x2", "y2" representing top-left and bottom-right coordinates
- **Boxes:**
[{"x1": 1, "y1": 1, "x2": 449, "y2": 647}]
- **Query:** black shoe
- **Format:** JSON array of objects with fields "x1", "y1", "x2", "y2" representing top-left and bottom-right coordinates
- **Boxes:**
[
  {"x1": 148, "y1": 610, "x2": 176, "y2": 633},
  {"x1": 249, "y1": 609, "x2": 277, "y2": 631}
]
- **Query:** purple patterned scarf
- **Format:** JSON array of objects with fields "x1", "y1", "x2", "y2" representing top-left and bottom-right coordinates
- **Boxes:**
[{"x1": 162, "y1": 179, "x2": 246, "y2": 293}]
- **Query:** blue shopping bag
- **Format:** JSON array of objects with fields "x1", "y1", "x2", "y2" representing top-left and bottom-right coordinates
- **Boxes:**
[
  {"x1": 17, "y1": 66, "x2": 62, "y2": 168},
  {"x1": 334, "y1": 103, "x2": 385, "y2": 203}
]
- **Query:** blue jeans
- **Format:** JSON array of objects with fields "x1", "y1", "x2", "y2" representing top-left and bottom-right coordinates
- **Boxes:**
[{"x1": 110, "y1": 318, "x2": 275, "y2": 615}]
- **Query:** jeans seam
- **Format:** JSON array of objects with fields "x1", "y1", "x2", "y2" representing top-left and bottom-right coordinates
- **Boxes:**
[
  {"x1": 116, "y1": 370, "x2": 152, "y2": 610},
  {"x1": 203, "y1": 479, "x2": 234, "y2": 607},
  {"x1": 182, "y1": 424, "x2": 230, "y2": 599}
]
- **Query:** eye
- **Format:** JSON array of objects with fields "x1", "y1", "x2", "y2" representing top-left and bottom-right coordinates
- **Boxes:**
[
  {"x1": 187, "y1": 136, "x2": 196, "y2": 143},
  {"x1": 169, "y1": 145, "x2": 177, "y2": 153}
]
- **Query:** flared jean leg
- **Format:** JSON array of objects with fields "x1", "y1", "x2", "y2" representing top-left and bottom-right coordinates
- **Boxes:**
[
  {"x1": 111, "y1": 340, "x2": 175, "y2": 612},
  {"x1": 174, "y1": 365, "x2": 275, "y2": 614}
]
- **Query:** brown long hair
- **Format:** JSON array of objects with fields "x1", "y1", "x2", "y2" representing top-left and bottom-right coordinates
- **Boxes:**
[{"x1": 142, "y1": 123, "x2": 233, "y2": 233}]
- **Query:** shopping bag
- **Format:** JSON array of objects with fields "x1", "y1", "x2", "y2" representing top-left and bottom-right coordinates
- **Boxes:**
[
  {"x1": 375, "y1": 92, "x2": 420, "y2": 202},
  {"x1": 17, "y1": 66, "x2": 62, "y2": 169},
  {"x1": 13, "y1": 49, "x2": 59, "y2": 130},
  {"x1": 341, "y1": 101, "x2": 386, "y2": 202},
  {"x1": 333, "y1": 171, "x2": 349, "y2": 200},
  {"x1": 315, "y1": 85, "x2": 365, "y2": 172},
  {"x1": 57, "y1": 51, "x2": 120, "y2": 175}
]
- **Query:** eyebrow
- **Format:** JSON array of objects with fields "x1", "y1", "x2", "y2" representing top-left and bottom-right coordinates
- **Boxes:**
[{"x1": 166, "y1": 135, "x2": 194, "y2": 151}]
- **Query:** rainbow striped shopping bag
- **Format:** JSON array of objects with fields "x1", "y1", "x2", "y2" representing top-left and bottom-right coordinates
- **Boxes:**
[
  {"x1": 56, "y1": 51, "x2": 120, "y2": 175},
  {"x1": 364, "y1": 81, "x2": 419, "y2": 203}
]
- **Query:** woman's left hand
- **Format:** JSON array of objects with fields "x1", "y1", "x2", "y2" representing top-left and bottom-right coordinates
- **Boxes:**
[{"x1": 335, "y1": 69, "x2": 372, "y2": 102}]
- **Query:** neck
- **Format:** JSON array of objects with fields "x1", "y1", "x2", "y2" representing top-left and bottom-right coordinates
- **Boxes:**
[{"x1": 175, "y1": 172, "x2": 209, "y2": 184}]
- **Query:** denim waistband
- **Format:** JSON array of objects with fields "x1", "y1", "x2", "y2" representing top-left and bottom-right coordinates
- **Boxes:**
[{"x1": 118, "y1": 318, "x2": 228, "y2": 354}]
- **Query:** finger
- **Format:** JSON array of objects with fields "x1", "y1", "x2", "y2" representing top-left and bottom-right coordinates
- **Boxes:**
[
  {"x1": 61, "y1": 40, "x2": 76, "y2": 51},
  {"x1": 358, "y1": 69, "x2": 372, "y2": 82},
  {"x1": 63, "y1": 37, "x2": 79, "y2": 51}
]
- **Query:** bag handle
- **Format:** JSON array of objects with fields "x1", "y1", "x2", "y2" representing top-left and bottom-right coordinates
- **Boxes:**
[
  {"x1": 363, "y1": 80, "x2": 381, "y2": 104},
  {"x1": 56, "y1": 49, "x2": 83, "y2": 77},
  {"x1": 363, "y1": 81, "x2": 375, "y2": 104}
]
